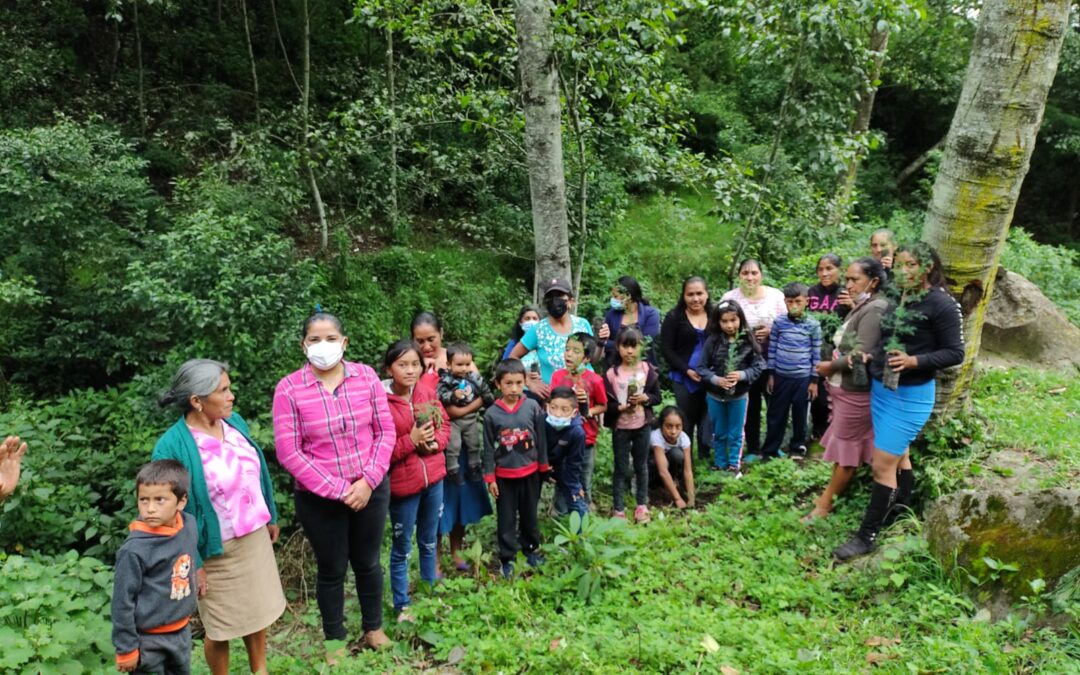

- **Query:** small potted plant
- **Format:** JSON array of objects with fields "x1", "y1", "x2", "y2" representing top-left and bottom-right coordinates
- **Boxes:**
[
  {"x1": 835, "y1": 329, "x2": 869, "y2": 388},
  {"x1": 722, "y1": 330, "x2": 744, "y2": 395},
  {"x1": 413, "y1": 401, "x2": 443, "y2": 452},
  {"x1": 880, "y1": 290, "x2": 925, "y2": 391}
]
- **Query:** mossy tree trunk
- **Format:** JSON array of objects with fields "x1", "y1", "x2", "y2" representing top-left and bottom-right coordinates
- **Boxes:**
[
  {"x1": 923, "y1": 0, "x2": 1069, "y2": 413},
  {"x1": 514, "y1": 0, "x2": 571, "y2": 300}
]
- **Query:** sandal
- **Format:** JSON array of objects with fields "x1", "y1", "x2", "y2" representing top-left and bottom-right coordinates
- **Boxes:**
[
  {"x1": 362, "y1": 628, "x2": 393, "y2": 651},
  {"x1": 324, "y1": 640, "x2": 348, "y2": 666}
]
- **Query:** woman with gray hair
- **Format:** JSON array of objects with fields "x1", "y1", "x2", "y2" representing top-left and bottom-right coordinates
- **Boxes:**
[{"x1": 152, "y1": 359, "x2": 285, "y2": 675}]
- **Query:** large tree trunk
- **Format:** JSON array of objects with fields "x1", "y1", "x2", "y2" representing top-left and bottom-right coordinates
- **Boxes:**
[
  {"x1": 923, "y1": 0, "x2": 1069, "y2": 412},
  {"x1": 513, "y1": 0, "x2": 571, "y2": 300},
  {"x1": 828, "y1": 20, "x2": 889, "y2": 226}
]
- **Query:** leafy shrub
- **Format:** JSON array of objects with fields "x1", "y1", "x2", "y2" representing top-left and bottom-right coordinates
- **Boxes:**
[
  {"x1": 0, "y1": 118, "x2": 159, "y2": 393},
  {"x1": 1000, "y1": 227, "x2": 1080, "y2": 326},
  {"x1": 0, "y1": 387, "x2": 160, "y2": 558},
  {"x1": 0, "y1": 552, "x2": 114, "y2": 673},
  {"x1": 125, "y1": 183, "x2": 316, "y2": 412}
]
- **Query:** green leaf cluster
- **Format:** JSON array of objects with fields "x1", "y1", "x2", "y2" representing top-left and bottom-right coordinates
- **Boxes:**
[{"x1": 0, "y1": 552, "x2": 114, "y2": 672}]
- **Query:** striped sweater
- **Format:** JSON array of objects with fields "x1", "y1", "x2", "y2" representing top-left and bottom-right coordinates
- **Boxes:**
[{"x1": 766, "y1": 314, "x2": 822, "y2": 378}]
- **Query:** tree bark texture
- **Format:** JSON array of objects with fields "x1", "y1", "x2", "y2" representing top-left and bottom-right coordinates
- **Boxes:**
[
  {"x1": 513, "y1": 0, "x2": 571, "y2": 298},
  {"x1": 828, "y1": 20, "x2": 889, "y2": 226},
  {"x1": 923, "y1": 0, "x2": 1069, "y2": 412}
]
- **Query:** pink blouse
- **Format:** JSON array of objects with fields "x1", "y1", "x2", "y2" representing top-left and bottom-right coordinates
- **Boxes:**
[
  {"x1": 272, "y1": 361, "x2": 395, "y2": 501},
  {"x1": 189, "y1": 421, "x2": 272, "y2": 541}
]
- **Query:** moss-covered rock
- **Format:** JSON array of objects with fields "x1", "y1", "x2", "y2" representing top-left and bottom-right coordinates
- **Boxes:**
[{"x1": 925, "y1": 488, "x2": 1080, "y2": 620}]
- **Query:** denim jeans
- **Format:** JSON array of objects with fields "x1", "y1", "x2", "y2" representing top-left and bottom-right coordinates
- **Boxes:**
[
  {"x1": 706, "y1": 395, "x2": 748, "y2": 469},
  {"x1": 389, "y1": 480, "x2": 445, "y2": 612}
]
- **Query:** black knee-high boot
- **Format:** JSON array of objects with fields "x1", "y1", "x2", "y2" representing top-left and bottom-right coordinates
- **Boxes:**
[
  {"x1": 882, "y1": 468, "x2": 914, "y2": 528},
  {"x1": 833, "y1": 481, "x2": 896, "y2": 561}
]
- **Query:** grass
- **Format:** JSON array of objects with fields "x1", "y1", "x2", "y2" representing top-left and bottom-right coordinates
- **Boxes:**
[
  {"x1": 594, "y1": 189, "x2": 738, "y2": 307},
  {"x1": 972, "y1": 367, "x2": 1080, "y2": 476},
  {"x1": 190, "y1": 367, "x2": 1080, "y2": 674}
]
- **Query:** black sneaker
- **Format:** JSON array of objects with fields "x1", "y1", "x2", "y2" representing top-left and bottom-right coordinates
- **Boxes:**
[
  {"x1": 466, "y1": 464, "x2": 483, "y2": 482},
  {"x1": 833, "y1": 534, "x2": 875, "y2": 561},
  {"x1": 447, "y1": 469, "x2": 464, "y2": 486}
]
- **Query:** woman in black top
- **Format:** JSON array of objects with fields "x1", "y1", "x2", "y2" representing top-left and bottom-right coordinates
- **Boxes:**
[
  {"x1": 834, "y1": 243, "x2": 964, "y2": 561},
  {"x1": 659, "y1": 276, "x2": 713, "y2": 458},
  {"x1": 807, "y1": 253, "x2": 848, "y2": 439}
]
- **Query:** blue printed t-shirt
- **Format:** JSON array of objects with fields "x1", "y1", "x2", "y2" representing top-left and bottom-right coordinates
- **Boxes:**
[{"x1": 520, "y1": 316, "x2": 594, "y2": 383}]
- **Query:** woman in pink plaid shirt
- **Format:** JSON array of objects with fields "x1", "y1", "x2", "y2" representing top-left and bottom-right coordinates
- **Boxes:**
[{"x1": 272, "y1": 311, "x2": 396, "y2": 660}]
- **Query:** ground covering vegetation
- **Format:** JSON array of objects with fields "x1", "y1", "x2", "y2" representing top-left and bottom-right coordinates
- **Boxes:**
[{"x1": 1, "y1": 0, "x2": 1079, "y2": 672}]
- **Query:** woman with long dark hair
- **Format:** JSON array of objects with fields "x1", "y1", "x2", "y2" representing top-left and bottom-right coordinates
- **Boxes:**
[
  {"x1": 597, "y1": 275, "x2": 662, "y2": 366},
  {"x1": 660, "y1": 276, "x2": 713, "y2": 458}
]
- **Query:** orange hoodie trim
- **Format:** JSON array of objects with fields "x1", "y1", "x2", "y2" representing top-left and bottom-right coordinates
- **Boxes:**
[
  {"x1": 129, "y1": 513, "x2": 185, "y2": 536},
  {"x1": 116, "y1": 649, "x2": 140, "y2": 668},
  {"x1": 145, "y1": 616, "x2": 191, "y2": 634}
]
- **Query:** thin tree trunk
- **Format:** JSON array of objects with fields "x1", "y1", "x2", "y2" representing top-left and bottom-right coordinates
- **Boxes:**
[
  {"x1": 269, "y1": 0, "x2": 301, "y2": 95},
  {"x1": 109, "y1": 19, "x2": 120, "y2": 84},
  {"x1": 386, "y1": 22, "x2": 400, "y2": 239},
  {"x1": 828, "y1": 20, "x2": 890, "y2": 226},
  {"x1": 302, "y1": 0, "x2": 328, "y2": 250},
  {"x1": 727, "y1": 36, "x2": 805, "y2": 287},
  {"x1": 133, "y1": 0, "x2": 147, "y2": 137},
  {"x1": 923, "y1": 0, "x2": 1069, "y2": 412},
  {"x1": 897, "y1": 136, "x2": 946, "y2": 185},
  {"x1": 559, "y1": 69, "x2": 588, "y2": 301},
  {"x1": 241, "y1": 0, "x2": 260, "y2": 123},
  {"x1": 514, "y1": 0, "x2": 571, "y2": 300}
]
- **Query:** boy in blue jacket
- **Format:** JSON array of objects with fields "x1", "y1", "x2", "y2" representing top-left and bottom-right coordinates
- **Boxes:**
[
  {"x1": 545, "y1": 386, "x2": 588, "y2": 525},
  {"x1": 762, "y1": 282, "x2": 822, "y2": 459}
]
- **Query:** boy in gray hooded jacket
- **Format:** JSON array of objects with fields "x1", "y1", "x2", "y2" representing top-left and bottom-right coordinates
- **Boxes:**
[{"x1": 112, "y1": 460, "x2": 199, "y2": 674}]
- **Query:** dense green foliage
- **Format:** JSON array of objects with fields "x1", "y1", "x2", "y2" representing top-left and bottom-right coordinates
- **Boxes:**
[{"x1": 0, "y1": 552, "x2": 114, "y2": 672}]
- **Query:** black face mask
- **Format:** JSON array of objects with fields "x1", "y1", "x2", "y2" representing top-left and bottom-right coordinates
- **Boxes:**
[{"x1": 545, "y1": 296, "x2": 569, "y2": 319}]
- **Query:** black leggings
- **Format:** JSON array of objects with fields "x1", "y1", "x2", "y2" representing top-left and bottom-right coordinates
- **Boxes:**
[
  {"x1": 295, "y1": 479, "x2": 390, "y2": 639},
  {"x1": 745, "y1": 376, "x2": 767, "y2": 456},
  {"x1": 671, "y1": 379, "x2": 712, "y2": 454}
]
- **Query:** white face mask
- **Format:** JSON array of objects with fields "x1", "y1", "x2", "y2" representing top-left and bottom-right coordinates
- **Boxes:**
[
  {"x1": 306, "y1": 340, "x2": 345, "y2": 370},
  {"x1": 521, "y1": 319, "x2": 539, "y2": 331},
  {"x1": 546, "y1": 413, "x2": 573, "y2": 429}
]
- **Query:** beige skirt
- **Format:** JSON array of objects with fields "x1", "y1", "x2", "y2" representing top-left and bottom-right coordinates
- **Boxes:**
[{"x1": 198, "y1": 525, "x2": 286, "y2": 641}]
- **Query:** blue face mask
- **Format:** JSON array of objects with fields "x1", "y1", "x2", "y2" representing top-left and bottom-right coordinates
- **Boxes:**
[
  {"x1": 546, "y1": 413, "x2": 573, "y2": 429},
  {"x1": 610, "y1": 297, "x2": 625, "y2": 311}
]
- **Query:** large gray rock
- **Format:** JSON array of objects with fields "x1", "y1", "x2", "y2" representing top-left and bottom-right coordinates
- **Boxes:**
[
  {"x1": 980, "y1": 268, "x2": 1080, "y2": 371},
  {"x1": 925, "y1": 488, "x2": 1080, "y2": 619}
]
